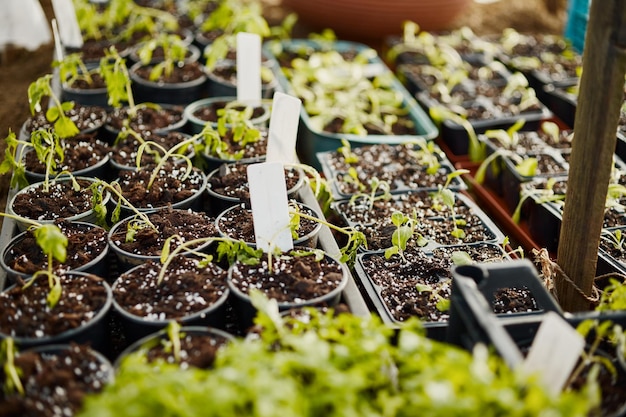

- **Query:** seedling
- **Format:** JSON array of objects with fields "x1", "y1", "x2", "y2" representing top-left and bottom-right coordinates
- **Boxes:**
[
  {"x1": 27, "y1": 74, "x2": 80, "y2": 139},
  {"x1": 89, "y1": 179, "x2": 156, "y2": 231},
  {"x1": 337, "y1": 138, "x2": 359, "y2": 164},
  {"x1": 384, "y1": 210, "x2": 428, "y2": 263},
  {"x1": 0, "y1": 130, "x2": 32, "y2": 189},
  {"x1": 20, "y1": 223, "x2": 68, "y2": 309},
  {"x1": 415, "y1": 282, "x2": 450, "y2": 313},
  {"x1": 596, "y1": 278, "x2": 626, "y2": 311},
  {"x1": 430, "y1": 169, "x2": 469, "y2": 239},
  {"x1": 429, "y1": 106, "x2": 485, "y2": 162},
  {"x1": 0, "y1": 338, "x2": 24, "y2": 396},
  {"x1": 348, "y1": 177, "x2": 392, "y2": 211},
  {"x1": 512, "y1": 177, "x2": 565, "y2": 224},
  {"x1": 53, "y1": 52, "x2": 96, "y2": 87},
  {"x1": 483, "y1": 119, "x2": 526, "y2": 150},
  {"x1": 100, "y1": 46, "x2": 137, "y2": 116},
  {"x1": 501, "y1": 72, "x2": 540, "y2": 112},
  {"x1": 136, "y1": 33, "x2": 188, "y2": 81},
  {"x1": 405, "y1": 138, "x2": 443, "y2": 174},
  {"x1": 600, "y1": 229, "x2": 626, "y2": 253}
]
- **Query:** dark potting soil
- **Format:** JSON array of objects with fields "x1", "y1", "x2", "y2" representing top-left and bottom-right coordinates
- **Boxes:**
[
  {"x1": 66, "y1": 72, "x2": 107, "y2": 90},
  {"x1": 24, "y1": 104, "x2": 107, "y2": 134},
  {"x1": 106, "y1": 105, "x2": 185, "y2": 133},
  {"x1": 208, "y1": 163, "x2": 301, "y2": 201},
  {"x1": 116, "y1": 163, "x2": 204, "y2": 209},
  {"x1": 5, "y1": 220, "x2": 108, "y2": 275},
  {"x1": 23, "y1": 133, "x2": 111, "y2": 175},
  {"x1": 191, "y1": 100, "x2": 267, "y2": 123},
  {"x1": 0, "y1": 343, "x2": 112, "y2": 417},
  {"x1": 491, "y1": 287, "x2": 539, "y2": 313},
  {"x1": 109, "y1": 208, "x2": 218, "y2": 256},
  {"x1": 142, "y1": 331, "x2": 230, "y2": 369},
  {"x1": 361, "y1": 243, "x2": 509, "y2": 322},
  {"x1": 209, "y1": 65, "x2": 274, "y2": 87},
  {"x1": 323, "y1": 114, "x2": 418, "y2": 136},
  {"x1": 133, "y1": 61, "x2": 206, "y2": 84},
  {"x1": 217, "y1": 202, "x2": 319, "y2": 243},
  {"x1": 110, "y1": 131, "x2": 194, "y2": 168},
  {"x1": 0, "y1": 273, "x2": 109, "y2": 338},
  {"x1": 11, "y1": 178, "x2": 95, "y2": 221},
  {"x1": 358, "y1": 211, "x2": 496, "y2": 251},
  {"x1": 113, "y1": 255, "x2": 227, "y2": 320},
  {"x1": 323, "y1": 143, "x2": 452, "y2": 195},
  {"x1": 230, "y1": 252, "x2": 344, "y2": 303},
  {"x1": 335, "y1": 190, "x2": 471, "y2": 227}
]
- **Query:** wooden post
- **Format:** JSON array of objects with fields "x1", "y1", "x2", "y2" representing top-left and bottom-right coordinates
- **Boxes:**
[{"x1": 556, "y1": 0, "x2": 626, "y2": 311}]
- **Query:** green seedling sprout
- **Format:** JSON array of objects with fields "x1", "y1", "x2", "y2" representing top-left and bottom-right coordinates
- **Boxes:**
[
  {"x1": 384, "y1": 210, "x2": 428, "y2": 263},
  {"x1": 348, "y1": 177, "x2": 392, "y2": 211},
  {"x1": 136, "y1": 33, "x2": 189, "y2": 81},
  {"x1": 430, "y1": 169, "x2": 469, "y2": 239},
  {"x1": 166, "y1": 320, "x2": 183, "y2": 362},
  {"x1": 403, "y1": 138, "x2": 444, "y2": 174},
  {"x1": 541, "y1": 120, "x2": 567, "y2": 145},
  {"x1": 286, "y1": 207, "x2": 367, "y2": 266},
  {"x1": 337, "y1": 138, "x2": 359, "y2": 165},
  {"x1": 1, "y1": 338, "x2": 24, "y2": 396},
  {"x1": 501, "y1": 72, "x2": 540, "y2": 112},
  {"x1": 600, "y1": 229, "x2": 626, "y2": 253},
  {"x1": 415, "y1": 282, "x2": 450, "y2": 313},
  {"x1": 596, "y1": 278, "x2": 626, "y2": 311},
  {"x1": 27, "y1": 74, "x2": 80, "y2": 139},
  {"x1": 89, "y1": 179, "x2": 156, "y2": 231},
  {"x1": 53, "y1": 52, "x2": 95, "y2": 87},
  {"x1": 484, "y1": 119, "x2": 526, "y2": 150},
  {"x1": 100, "y1": 46, "x2": 137, "y2": 116},
  {"x1": 567, "y1": 319, "x2": 620, "y2": 392},
  {"x1": 512, "y1": 177, "x2": 565, "y2": 224},
  {"x1": 19, "y1": 223, "x2": 68, "y2": 309},
  {"x1": 0, "y1": 130, "x2": 32, "y2": 189},
  {"x1": 429, "y1": 106, "x2": 485, "y2": 162}
]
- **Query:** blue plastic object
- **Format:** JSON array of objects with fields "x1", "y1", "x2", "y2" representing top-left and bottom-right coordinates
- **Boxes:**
[{"x1": 564, "y1": 0, "x2": 590, "y2": 53}]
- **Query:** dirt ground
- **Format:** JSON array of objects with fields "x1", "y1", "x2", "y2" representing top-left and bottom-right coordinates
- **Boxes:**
[{"x1": 0, "y1": 0, "x2": 567, "y2": 222}]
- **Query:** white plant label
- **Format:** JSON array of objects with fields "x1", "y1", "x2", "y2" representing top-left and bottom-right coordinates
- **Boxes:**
[
  {"x1": 266, "y1": 92, "x2": 302, "y2": 164},
  {"x1": 247, "y1": 162, "x2": 293, "y2": 253},
  {"x1": 522, "y1": 311, "x2": 585, "y2": 396},
  {"x1": 51, "y1": 19, "x2": 64, "y2": 62},
  {"x1": 236, "y1": 32, "x2": 262, "y2": 106},
  {"x1": 51, "y1": 0, "x2": 83, "y2": 48}
]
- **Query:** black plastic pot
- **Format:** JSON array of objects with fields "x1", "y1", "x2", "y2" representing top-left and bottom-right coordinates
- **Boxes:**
[
  {"x1": 129, "y1": 61, "x2": 208, "y2": 105},
  {"x1": 1, "y1": 221, "x2": 110, "y2": 285},
  {"x1": 0, "y1": 271, "x2": 113, "y2": 354},
  {"x1": 183, "y1": 96, "x2": 271, "y2": 135},
  {"x1": 227, "y1": 248, "x2": 349, "y2": 330},
  {"x1": 205, "y1": 60, "x2": 277, "y2": 99}
]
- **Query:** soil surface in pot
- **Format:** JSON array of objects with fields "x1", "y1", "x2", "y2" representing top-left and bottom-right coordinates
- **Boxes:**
[
  {"x1": 209, "y1": 64, "x2": 274, "y2": 88},
  {"x1": 360, "y1": 243, "x2": 515, "y2": 322},
  {"x1": 11, "y1": 178, "x2": 96, "y2": 221},
  {"x1": 230, "y1": 251, "x2": 344, "y2": 303},
  {"x1": 109, "y1": 208, "x2": 218, "y2": 256},
  {"x1": 65, "y1": 72, "x2": 107, "y2": 90},
  {"x1": 0, "y1": 343, "x2": 112, "y2": 417},
  {"x1": 110, "y1": 131, "x2": 194, "y2": 168},
  {"x1": 5, "y1": 220, "x2": 107, "y2": 275},
  {"x1": 323, "y1": 143, "x2": 454, "y2": 195},
  {"x1": 491, "y1": 287, "x2": 538, "y2": 313},
  {"x1": 139, "y1": 330, "x2": 230, "y2": 369},
  {"x1": 217, "y1": 202, "x2": 319, "y2": 243},
  {"x1": 192, "y1": 100, "x2": 267, "y2": 123},
  {"x1": 208, "y1": 163, "x2": 301, "y2": 201},
  {"x1": 24, "y1": 104, "x2": 107, "y2": 135},
  {"x1": 0, "y1": 273, "x2": 109, "y2": 338},
  {"x1": 106, "y1": 105, "x2": 185, "y2": 133},
  {"x1": 133, "y1": 61, "x2": 206, "y2": 84},
  {"x1": 116, "y1": 163, "x2": 205, "y2": 209},
  {"x1": 113, "y1": 255, "x2": 227, "y2": 320},
  {"x1": 23, "y1": 133, "x2": 111, "y2": 175}
]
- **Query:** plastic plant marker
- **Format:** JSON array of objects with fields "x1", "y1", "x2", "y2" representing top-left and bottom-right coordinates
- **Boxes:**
[
  {"x1": 51, "y1": 0, "x2": 83, "y2": 48},
  {"x1": 522, "y1": 311, "x2": 585, "y2": 395},
  {"x1": 51, "y1": 19, "x2": 64, "y2": 62},
  {"x1": 247, "y1": 162, "x2": 293, "y2": 252},
  {"x1": 236, "y1": 32, "x2": 262, "y2": 106},
  {"x1": 266, "y1": 92, "x2": 302, "y2": 164}
]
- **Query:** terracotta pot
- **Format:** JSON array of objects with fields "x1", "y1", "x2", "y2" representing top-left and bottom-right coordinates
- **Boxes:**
[{"x1": 281, "y1": 0, "x2": 472, "y2": 40}]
